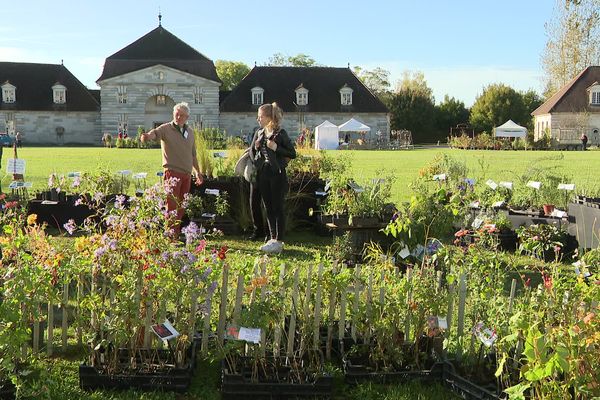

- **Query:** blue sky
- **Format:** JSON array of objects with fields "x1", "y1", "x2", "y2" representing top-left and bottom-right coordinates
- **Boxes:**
[{"x1": 0, "y1": 0, "x2": 554, "y2": 106}]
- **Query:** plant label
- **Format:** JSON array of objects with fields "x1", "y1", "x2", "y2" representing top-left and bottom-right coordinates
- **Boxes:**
[
  {"x1": 238, "y1": 327, "x2": 261, "y2": 344},
  {"x1": 485, "y1": 179, "x2": 497, "y2": 190},
  {"x1": 437, "y1": 316, "x2": 448, "y2": 329},
  {"x1": 213, "y1": 151, "x2": 227, "y2": 158},
  {"x1": 151, "y1": 320, "x2": 180, "y2": 341},
  {"x1": 558, "y1": 183, "x2": 575, "y2": 191},
  {"x1": 205, "y1": 189, "x2": 220, "y2": 196},
  {"x1": 67, "y1": 171, "x2": 81, "y2": 177},
  {"x1": 472, "y1": 217, "x2": 484, "y2": 229},
  {"x1": 526, "y1": 181, "x2": 541, "y2": 190},
  {"x1": 117, "y1": 170, "x2": 131, "y2": 175},
  {"x1": 398, "y1": 247, "x2": 410, "y2": 259},
  {"x1": 499, "y1": 181, "x2": 513, "y2": 190},
  {"x1": 133, "y1": 172, "x2": 148, "y2": 179},
  {"x1": 315, "y1": 191, "x2": 327, "y2": 196},
  {"x1": 473, "y1": 322, "x2": 496, "y2": 347},
  {"x1": 433, "y1": 173, "x2": 446, "y2": 181},
  {"x1": 6, "y1": 159, "x2": 25, "y2": 175},
  {"x1": 492, "y1": 201, "x2": 505, "y2": 208},
  {"x1": 469, "y1": 201, "x2": 480, "y2": 208}
]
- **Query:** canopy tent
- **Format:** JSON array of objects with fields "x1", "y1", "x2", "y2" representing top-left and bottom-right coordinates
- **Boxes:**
[
  {"x1": 314, "y1": 120, "x2": 340, "y2": 150},
  {"x1": 338, "y1": 118, "x2": 371, "y2": 132},
  {"x1": 494, "y1": 120, "x2": 527, "y2": 138}
]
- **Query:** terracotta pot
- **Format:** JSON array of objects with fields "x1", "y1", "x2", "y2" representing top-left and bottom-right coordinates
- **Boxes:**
[{"x1": 543, "y1": 204, "x2": 555, "y2": 215}]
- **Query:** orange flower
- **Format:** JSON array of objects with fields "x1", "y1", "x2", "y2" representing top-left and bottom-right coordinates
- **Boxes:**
[
  {"x1": 27, "y1": 213, "x2": 38, "y2": 225},
  {"x1": 583, "y1": 312, "x2": 595, "y2": 325}
]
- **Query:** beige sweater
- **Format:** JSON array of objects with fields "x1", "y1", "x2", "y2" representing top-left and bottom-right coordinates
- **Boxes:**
[{"x1": 148, "y1": 122, "x2": 197, "y2": 174}]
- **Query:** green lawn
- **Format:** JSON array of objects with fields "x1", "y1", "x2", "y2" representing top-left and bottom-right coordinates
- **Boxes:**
[{"x1": 3, "y1": 146, "x2": 599, "y2": 204}]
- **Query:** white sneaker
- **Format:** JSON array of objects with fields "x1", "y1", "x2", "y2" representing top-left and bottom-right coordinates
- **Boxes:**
[{"x1": 260, "y1": 240, "x2": 283, "y2": 254}]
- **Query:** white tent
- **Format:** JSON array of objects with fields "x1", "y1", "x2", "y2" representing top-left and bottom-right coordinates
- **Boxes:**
[
  {"x1": 494, "y1": 120, "x2": 527, "y2": 138},
  {"x1": 338, "y1": 118, "x2": 371, "y2": 132},
  {"x1": 314, "y1": 120, "x2": 340, "y2": 150}
]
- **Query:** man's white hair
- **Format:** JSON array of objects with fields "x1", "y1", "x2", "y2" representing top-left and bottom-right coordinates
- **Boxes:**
[{"x1": 173, "y1": 102, "x2": 190, "y2": 115}]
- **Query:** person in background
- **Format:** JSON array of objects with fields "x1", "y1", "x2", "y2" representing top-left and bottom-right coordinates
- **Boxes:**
[
  {"x1": 250, "y1": 102, "x2": 296, "y2": 253},
  {"x1": 581, "y1": 133, "x2": 588, "y2": 151},
  {"x1": 140, "y1": 102, "x2": 204, "y2": 238},
  {"x1": 15, "y1": 131, "x2": 22, "y2": 148}
]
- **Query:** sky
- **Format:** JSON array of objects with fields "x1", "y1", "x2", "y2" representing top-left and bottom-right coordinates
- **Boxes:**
[{"x1": 0, "y1": 0, "x2": 555, "y2": 107}]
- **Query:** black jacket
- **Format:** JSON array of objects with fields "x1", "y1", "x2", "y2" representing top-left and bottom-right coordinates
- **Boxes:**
[{"x1": 250, "y1": 128, "x2": 296, "y2": 173}]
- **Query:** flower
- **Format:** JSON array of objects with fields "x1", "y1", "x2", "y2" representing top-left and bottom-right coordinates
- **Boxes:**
[
  {"x1": 63, "y1": 219, "x2": 77, "y2": 235},
  {"x1": 542, "y1": 272, "x2": 553, "y2": 291},
  {"x1": 27, "y1": 213, "x2": 38, "y2": 225}
]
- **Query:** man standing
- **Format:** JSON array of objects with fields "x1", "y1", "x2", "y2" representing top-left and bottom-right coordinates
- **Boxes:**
[
  {"x1": 141, "y1": 102, "x2": 203, "y2": 237},
  {"x1": 581, "y1": 133, "x2": 588, "y2": 151}
]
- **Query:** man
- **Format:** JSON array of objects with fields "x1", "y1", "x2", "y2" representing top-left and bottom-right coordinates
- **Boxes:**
[{"x1": 141, "y1": 102, "x2": 203, "y2": 237}]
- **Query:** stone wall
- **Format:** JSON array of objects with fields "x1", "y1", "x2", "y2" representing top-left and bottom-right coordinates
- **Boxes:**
[
  {"x1": 0, "y1": 111, "x2": 100, "y2": 145},
  {"x1": 220, "y1": 112, "x2": 390, "y2": 142},
  {"x1": 99, "y1": 65, "x2": 220, "y2": 136}
]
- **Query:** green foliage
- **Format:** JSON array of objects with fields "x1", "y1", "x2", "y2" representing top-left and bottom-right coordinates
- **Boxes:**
[
  {"x1": 353, "y1": 66, "x2": 392, "y2": 100},
  {"x1": 266, "y1": 52, "x2": 319, "y2": 67},
  {"x1": 469, "y1": 83, "x2": 530, "y2": 134},
  {"x1": 388, "y1": 88, "x2": 437, "y2": 143},
  {"x1": 435, "y1": 95, "x2": 470, "y2": 136},
  {"x1": 516, "y1": 224, "x2": 566, "y2": 261},
  {"x1": 215, "y1": 60, "x2": 250, "y2": 91}
]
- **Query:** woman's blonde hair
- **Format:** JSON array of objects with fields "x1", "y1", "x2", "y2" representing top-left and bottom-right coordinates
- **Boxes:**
[{"x1": 259, "y1": 102, "x2": 283, "y2": 131}]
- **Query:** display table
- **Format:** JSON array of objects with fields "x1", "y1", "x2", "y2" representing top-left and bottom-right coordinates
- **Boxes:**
[{"x1": 27, "y1": 200, "x2": 95, "y2": 229}]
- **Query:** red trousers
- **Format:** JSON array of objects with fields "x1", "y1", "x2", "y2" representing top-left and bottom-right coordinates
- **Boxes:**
[{"x1": 164, "y1": 169, "x2": 191, "y2": 236}]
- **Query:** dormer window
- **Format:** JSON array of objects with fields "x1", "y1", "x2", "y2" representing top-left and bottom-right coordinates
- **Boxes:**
[
  {"x1": 194, "y1": 87, "x2": 203, "y2": 104},
  {"x1": 251, "y1": 87, "x2": 264, "y2": 105},
  {"x1": 295, "y1": 85, "x2": 309, "y2": 106},
  {"x1": 1, "y1": 82, "x2": 16, "y2": 103},
  {"x1": 117, "y1": 85, "x2": 127, "y2": 104},
  {"x1": 590, "y1": 83, "x2": 600, "y2": 105},
  {"x1": 52, "y1": 83, "x2": 67, "y2": 104},
  {"x1": 339, "y1": 85, "x2": 353, "y2": 105}
]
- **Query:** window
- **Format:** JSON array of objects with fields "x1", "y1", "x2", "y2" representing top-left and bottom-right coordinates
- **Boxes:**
[
  {"x1": 589, "y1": 83, "x2": 600, "y2": 105},
  {"x1": 194, "y1": 87, "x2": 203, "y2": 104},
  {"x1": 339, "y1": 85, "x2": 353, "y2": 105},
  {"x1": 251, "y1": 87, "x2": 264, "y2": 105},
  {"x1": 117, "y1": 85, "x2": 127, "y2": 104},
  {"x1": 295, "y1": 86, "x2": 309, "y2": 106},
  {"x1": 156, "y1": 95, "x2": 166, "y2": 105},
  {"x1": 1, "y1": 82, "x2": 16, "y2": 103},
  {"x1": 52, "y1": 83, "x2": 67, "y2": 104}
]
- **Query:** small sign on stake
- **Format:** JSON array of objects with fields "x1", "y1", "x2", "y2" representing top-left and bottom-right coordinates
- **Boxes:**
[
  {"x1": 526, "y1": 181, "x2": 541, "y2": 190},
  {"x1": 151, "y1": 320, "x2": 180, "y2": 341},
  {"x1": 205, "y1": 189, "x2": 220, "y2": 196},
  {"x1": 557, "y1": 183, "x2": 575, "y2": 191},
  {"x1": 433, "y1": 173, "x2": 446, "y2": 181},
  {"x1": 499, "y1": 181, "x2": 513, "y2": 190},
  {"x1": 485, "y1": 179, "x2": 498, "y2": 190}
]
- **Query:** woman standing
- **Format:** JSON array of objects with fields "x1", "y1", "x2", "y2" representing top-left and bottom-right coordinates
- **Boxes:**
[{"x1": 250, "y1": 103, "x2": 296, "y2": 253}]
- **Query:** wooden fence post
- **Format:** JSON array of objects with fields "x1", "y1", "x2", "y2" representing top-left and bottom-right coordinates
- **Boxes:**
[
  {"x1": 404, "y1": 268, "x2": 413, "y2": 342},
  {"x1": 313, "y1": 264, "x2": 324, "y2": 351},
  {"x1": 273, "y1": 264, "x2": 286, "y2": 358},
  {"x1": 61, "y1": 281, "x2": 69, "y2": 351},
  {"x1": 217, "y1": 264, "x2": 230, "y2": 344},
  {"x1": 326, "y1": 262, "x2": 338, "y2": 360},
  {"x1": 351, "y1": 265, "x2": 361, "y2": 342},
  {"x1": 456, "y1": 273, "x2": 467, "y2": 362},
  {"x1": 286, "y1": 269, "x2": 300, "y2": 357}
]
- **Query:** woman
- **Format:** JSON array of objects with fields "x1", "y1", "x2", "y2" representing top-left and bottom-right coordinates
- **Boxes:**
[{"x1": 250, "y1": 103, "x2": 296, "y2": 253}]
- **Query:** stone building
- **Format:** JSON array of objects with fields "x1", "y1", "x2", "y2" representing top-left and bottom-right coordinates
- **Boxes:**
[
  {"x1": 532, "y1": 66, "x2": 600, "y2": 147},
  {"x1": 1, "y1": 22, "x2": 389, "y2": 145}
]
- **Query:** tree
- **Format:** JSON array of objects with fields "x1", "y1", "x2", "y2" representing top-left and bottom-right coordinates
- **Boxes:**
[
  {"x1": 469, "y1": 84, "x2": 529, "y2": 134},
  {"x1": 521, "y1": 90, "x2": 544, "y2": 130},
  {"x1": 353, "y1": 66, "x2": 392, "y2": 100},
  {"x1": 215, "y1": 60, "x2": 251, "y2": 91},
  {"x1": 388, "y1": 88, "x2": 437, "y2": 143},
  {"x1": 266, "y1": 53, "x2": 318, "y2": 67},
  {"x1": 396, "y1": 70, "x2": 434, "y2": 102},
  {"x1": 435, "y1": 95, "x2": 470, "y2": 137},
  {"x1": 542, "y1": 0, "x2": 600, "y2": 97}
]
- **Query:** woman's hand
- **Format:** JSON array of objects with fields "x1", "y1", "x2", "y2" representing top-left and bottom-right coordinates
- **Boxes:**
[{"x1": 266, "y1": 138, "x2": 278, "y2": 151}]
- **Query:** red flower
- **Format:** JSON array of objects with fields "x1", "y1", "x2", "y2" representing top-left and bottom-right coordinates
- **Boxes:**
[
  {"x1": 542, "y1": 272, "x2": 553, "y2": 290},
  {"x1": 145, "y1": 273, "x2": 157, "y2": 280}
]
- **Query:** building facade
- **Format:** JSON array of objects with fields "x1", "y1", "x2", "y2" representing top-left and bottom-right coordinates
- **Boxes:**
[
  {"x1": 1, "y1": 23, "x2": 389, "y2": 145},
  {"x1": 532, "y1": 66, "x2": 600, "y2": 147}
]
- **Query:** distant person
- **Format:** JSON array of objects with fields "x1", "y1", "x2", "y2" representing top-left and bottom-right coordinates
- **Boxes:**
[
  {"x1": 140, "y1": 102, "x2": 204, "y2": 238},
  {"x1": 581, "y1": 133, "x2": 588, "y2": 151},
  {"x1": 15, "y1": 131, "x2": 22, "y2": 148},
  {"x1": 250, "y1": 102, "x2": 296, "y2": 254}
]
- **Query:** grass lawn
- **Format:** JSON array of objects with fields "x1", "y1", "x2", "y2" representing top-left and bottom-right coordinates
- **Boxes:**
[{"x1": 4, "y1": 146, "x2": 599, "y2": 204}]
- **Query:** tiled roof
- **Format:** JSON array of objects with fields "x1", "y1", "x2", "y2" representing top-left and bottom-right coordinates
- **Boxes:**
[
  {"x1": 0, "y1": 62, "x2": 99, "y2": 112},
  {"x1": 532, "y1": 66, "x2": 600, "y2": 115},
  {"x1": 97, "y1": 26, "x2": 220, "y2": 83},
  {"x1": 220, "y1": 66, "x2": 388, "y2": 113}
]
